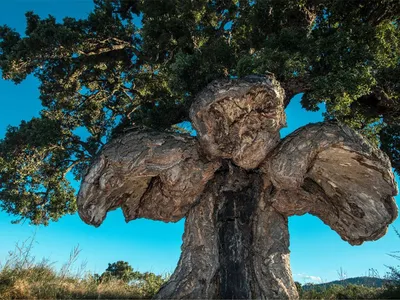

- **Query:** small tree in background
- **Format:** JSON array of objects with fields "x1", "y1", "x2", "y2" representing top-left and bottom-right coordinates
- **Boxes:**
[
  {"x1": 100, "y1": 261, "x2": 141, "y2": 283},
  {"x1": 97, "y1": 260, "x2": 167, "y2": 297}
]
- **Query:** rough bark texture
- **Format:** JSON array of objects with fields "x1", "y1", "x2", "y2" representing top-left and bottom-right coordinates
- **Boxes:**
[
  {"x1": 190, "y1": 75, "x2": 286, "y2": 169},
  {"x1": 77, "y1": 129, "x2": 220, "y2": 226},
  {"x1": 263, "y1": 122, "x2": 398, "y2": 245},
  {"x1": 155, "y1": 163, "x2": 298, "y2": 299},
  {"x1": 281, "y1": 76, "x2": 311, "y2": 106},
  {"x1": 77, "y1": 76, "x2": 398, "y2": 300}
]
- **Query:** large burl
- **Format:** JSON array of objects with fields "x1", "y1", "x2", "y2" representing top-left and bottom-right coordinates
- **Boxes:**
[{"x1": 77, "y1": 76, "x2": 398, "y2": 299}]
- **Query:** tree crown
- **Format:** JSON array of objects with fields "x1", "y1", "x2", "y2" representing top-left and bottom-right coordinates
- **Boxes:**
[{"x1": 0, "y1": 0, "x2": 399, "y2": 224}]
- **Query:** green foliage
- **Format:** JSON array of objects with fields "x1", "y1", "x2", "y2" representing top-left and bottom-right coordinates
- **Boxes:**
[
  {"x1": 0, "y1": 117, "x2": 81, "y2": 225},
  {"x1": 301, "y1": 283, "x2": 380, "y2": 299},
  {"x1": 0, "y1": 0, "x2": 399, "y2": 224},
  {"x1": 295, "y1": 281, "x2": 303, "y2": 297},
  {"x1": 100, "y1": 261, "x2": 139, "y2": 283},
  {"x1": 98, "y1": 261, "x2": 167, "y2": 297},
  {"x1": 380, "y1": 124, "x2": 400, "y2": 171}
]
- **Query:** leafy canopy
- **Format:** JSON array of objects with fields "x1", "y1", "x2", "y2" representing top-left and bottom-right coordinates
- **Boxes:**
[{"x1": 0, "y1": 0, "x2": 399, "y2": 224}]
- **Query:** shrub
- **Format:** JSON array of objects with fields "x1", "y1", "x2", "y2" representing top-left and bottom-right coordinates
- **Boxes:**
[{"x1": 301, "y1": 284, "x2": 380, "y2": 299}]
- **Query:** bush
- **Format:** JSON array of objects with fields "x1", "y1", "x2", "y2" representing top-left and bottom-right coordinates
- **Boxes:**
[{"x1": 301, "y1": 284, "x2": 380, "y2": 299}]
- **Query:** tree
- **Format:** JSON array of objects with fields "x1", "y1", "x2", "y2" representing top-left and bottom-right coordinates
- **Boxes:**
[
  {"x1": 100, "y1": 261, "x2": 140, "y2": 283},
  {"x1": 0, "y1": 0, "x2": 399, "y2": 298},
  {"x1": 0, "y1": 0, "x2": 399, "y2": 225},
  {"x1": 95, "y1": 261, "x2": 167, "y2": 297}
]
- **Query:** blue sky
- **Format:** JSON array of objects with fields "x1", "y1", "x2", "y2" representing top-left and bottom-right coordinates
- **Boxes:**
[{"x1": 0, "y1": 0, "x2": 400, "y2": 284}]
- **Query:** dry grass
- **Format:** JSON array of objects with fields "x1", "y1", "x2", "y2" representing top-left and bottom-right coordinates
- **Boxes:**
[{"x1": 0, "y1": 237, "x2": 166, "y2": 299}]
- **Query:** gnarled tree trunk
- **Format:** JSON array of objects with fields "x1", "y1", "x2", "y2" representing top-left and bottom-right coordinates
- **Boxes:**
[
  {"x1": 155, "y1": 162, "x2": 298, "y2": 299},
  {"x1": 77, "y1": 76, "x2": 397, "y2": 300}
]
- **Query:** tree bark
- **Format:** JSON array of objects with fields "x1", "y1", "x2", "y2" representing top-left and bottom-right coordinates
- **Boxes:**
[
  {"x1": 77, "y1": 77, "x2": 398, "y2": 300},
  {"x1": 155, "y1": 162, "x2": 298, "y2": 299}
]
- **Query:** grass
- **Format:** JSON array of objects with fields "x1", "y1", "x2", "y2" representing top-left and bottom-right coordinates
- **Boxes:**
[
  {"x1": 2, "y1": 237, "x2": 400, "y2": 299},
  {"x1": 0, "y1": 237, "x2": 167, "y2": 299},
  {"x1": 299, "y1": 284, "x2": 382, "y2": 299}
]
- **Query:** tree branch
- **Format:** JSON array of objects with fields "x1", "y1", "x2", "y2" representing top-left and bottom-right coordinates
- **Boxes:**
[
  {"x1": 78, "y1": 37, "x2": 141, "y2": 57},
  {"x1": 281, "y1": 76, "x2": 311, "y2": 107},
  {"x1": 62, "y1": 160, "x2": 80, "y2": 179}
]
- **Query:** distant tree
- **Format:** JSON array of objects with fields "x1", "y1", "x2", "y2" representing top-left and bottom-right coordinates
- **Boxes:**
[
  {"x1": 96, "y1": 260, "x2": 167, "y2": 297},
  {"x1": 100, "y1": 261, "x2": 140, "y2": 283}
]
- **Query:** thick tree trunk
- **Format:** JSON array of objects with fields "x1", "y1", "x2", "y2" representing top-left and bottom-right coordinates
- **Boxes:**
[
  {"x1": 155, "y1": 162, "x2": 298, "y2": 299},
  {"x1": 78, "y1": 78, "x2": 398, "y2": 300},
  {"x1": 78, "y1": 77, "x2": 398, "y2": 300}
]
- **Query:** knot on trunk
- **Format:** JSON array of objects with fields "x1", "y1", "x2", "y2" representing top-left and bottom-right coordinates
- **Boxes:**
[{"x1": 190, "y1": 75, "x2": 286, "y2": 169}]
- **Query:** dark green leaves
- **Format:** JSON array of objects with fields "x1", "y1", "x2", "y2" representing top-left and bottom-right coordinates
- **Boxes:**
[
  {"x1": 1, "y1": 0, "x2": 400, "y2": 224},
  {"x1": 0, "y1": 117, "x2": 91, "y2": 225},
  {"x1": 381, "y1": 123, "x2": 400, "y2": 172}
]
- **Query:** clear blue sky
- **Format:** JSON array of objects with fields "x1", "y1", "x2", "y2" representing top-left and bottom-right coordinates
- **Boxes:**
[{"x1": 0, "y1": 0, "x2": 399, "y2": 284}]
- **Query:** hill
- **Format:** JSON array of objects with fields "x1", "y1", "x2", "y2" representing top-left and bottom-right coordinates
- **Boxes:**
[{"x1": 302, "y1": 277, "x2": 393, "y2": 290}]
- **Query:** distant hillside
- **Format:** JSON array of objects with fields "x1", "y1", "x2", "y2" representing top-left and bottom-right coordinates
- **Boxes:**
[{"x1": 302, "y1": 277, "x2": 393, "y2": 290}]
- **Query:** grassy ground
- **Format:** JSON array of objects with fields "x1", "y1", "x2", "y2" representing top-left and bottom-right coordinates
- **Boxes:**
[
  {"x1": 0, "y1": 238, "x2": 166, "y2": 299},
  {"x1": 1, "y1": 237, "x2": 400, "y2": 299},
  {"x1": 299, "y1": 284, "x2": 382, "y2": 299}
]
